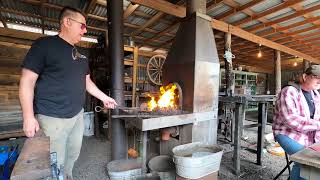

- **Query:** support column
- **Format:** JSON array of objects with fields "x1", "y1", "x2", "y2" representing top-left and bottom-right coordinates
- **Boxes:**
[
  {"x1": 132, "y1": 46, "x2": 138, "y2": 107},
  {"x1": 224, "y1": 32, "x2": 234, "y2": 96},
  {"x1": 275, "y1": 50, "x2": 281, "y2": 95},
  {"x1": 107, "y1": 0, "x2": 127, "y2": 160}
]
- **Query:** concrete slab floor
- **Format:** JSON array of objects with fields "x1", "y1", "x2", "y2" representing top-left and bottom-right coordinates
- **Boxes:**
[{"x1": 73, "y1": 121, "x2": 290, "y2": 180}]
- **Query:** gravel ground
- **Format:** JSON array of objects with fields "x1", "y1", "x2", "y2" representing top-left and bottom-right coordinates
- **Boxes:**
[{"x1": 73, "y1": 120, "x2": 290, "y2": 180}]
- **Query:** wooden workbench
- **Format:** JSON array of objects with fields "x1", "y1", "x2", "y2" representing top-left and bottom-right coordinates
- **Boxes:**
[{"x1": 290, "y1": 142, "x2": 320, "y2": 180}]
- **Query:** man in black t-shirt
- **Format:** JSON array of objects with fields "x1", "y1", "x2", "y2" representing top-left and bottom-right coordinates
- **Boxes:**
[{"x1": 19, "y1": 6, "x2": 117, "y2": 179}]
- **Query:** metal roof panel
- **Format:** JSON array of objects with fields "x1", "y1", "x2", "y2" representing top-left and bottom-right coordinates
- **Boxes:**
[
  {"x1": 250, "y1": 0, "x2": 282, "y2": 13},
  {"x1": 277, "y1": 17, "x2": 305, "y2": 27},
  {"x1": 208, "y1": 4, "x2": 231, "y2": 17},
  {"x1": 265, "y1": 8, "x2": 295, "y2": 21},
  {"x1": 225, "y1": 12, "x2": 248, "y2": 24}
]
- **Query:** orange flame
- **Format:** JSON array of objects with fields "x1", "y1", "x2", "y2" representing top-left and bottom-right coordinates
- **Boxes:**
[{"x1": 147, "y1": 83, "x2": 178, "y2": 111}]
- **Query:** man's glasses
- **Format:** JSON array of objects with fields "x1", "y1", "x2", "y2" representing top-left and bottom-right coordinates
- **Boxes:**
[
  {"x1": 72, "y1": 47, "x2": 86, "y2": 60},
  {"x1": 68, "y1": 18, "x2": 87, "y2": 30}
]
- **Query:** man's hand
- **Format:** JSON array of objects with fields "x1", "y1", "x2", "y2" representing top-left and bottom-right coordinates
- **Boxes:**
[
  {"x1": 103, "y1": 96, "x2": 118, "y2": 109},
  {"x1": 23, "y1": 117, "x2": 40, "y2": 137}
]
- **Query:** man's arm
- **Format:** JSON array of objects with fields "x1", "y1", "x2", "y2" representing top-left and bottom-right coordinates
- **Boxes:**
[
  {"x1": 19, "y1": 68, "x2": 40, "y2": 137},
  {"x1": 86, "y1": 75, "x2": 117, "y2": 109}
]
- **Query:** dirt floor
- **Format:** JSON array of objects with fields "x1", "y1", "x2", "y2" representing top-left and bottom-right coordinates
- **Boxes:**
[{"x1": 73, "y1": 117, "x2": 290, "y2": 180}]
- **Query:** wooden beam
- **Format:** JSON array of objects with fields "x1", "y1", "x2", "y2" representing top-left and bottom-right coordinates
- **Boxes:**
[
  {"x1": 216, "y1": 0, "x2": 265, "y2": 20},
  {"x1": 258, "y1": 16, "x2": 320, "y2": 37},
  {"x1": 130, "y1": 0, "x2": 186, "y2": 18},
  {"x1": 247, "y1": 4, "x2": 320, "y2": 33},
  {"x1": 96, "y1": 0, "x2": 107, "y2": 6},
  {"x1": 269, "y1": 24, "x2": 320, "y2": 41},
  {"x1": 85, "y1": 0, "x2": 97, "y2": 14},
  {"x1": 131, "y1": 12, "x2": 165, "y2": 36},
  {"x1": 130, "y1": 0, "x2": 318, "y2": 62},
  {"x1": 233, "y1": 0, "x2": 303, "y2": 26},
  {"x1": 206, "y1": 0, "x2": 224, "y2": 13},
  {"x1": 133, "y1": 11, "x2": 172, "y2": 24},
  {"x1": 124, "y1": 3, "x2": 140, "y2": 20},
  {"x1": 211, "y1": 20, "x2": 319, "y2": 63}
]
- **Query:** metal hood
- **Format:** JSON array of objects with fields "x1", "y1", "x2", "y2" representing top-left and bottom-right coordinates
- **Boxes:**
[{"x1": 163, "y1": 8, "x2": 220, "y2": 113}]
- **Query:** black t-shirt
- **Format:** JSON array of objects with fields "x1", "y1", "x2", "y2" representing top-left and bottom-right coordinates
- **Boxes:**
[
  {"x1": 302, "y1": 89, "x2": 315, "y2": 119},
  {"x1": 22, "y1": 35, "x2": 89, "y2": 118}
]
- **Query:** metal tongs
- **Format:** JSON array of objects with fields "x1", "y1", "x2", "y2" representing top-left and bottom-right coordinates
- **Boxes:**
[{"x1": 95, "y1": 105, "x2": 139, "y2": 113}]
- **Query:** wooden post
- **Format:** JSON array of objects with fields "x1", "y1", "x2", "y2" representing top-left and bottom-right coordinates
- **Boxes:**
[
  {"x1": 225, "y1": 32, "x2": 234, "y2": 96},
  {"x1": 132, "y1": 46, "x2": 138, "y2": 107},
  {"x1": 275, "y1": 50, "x2": 281, "y2": 95},
  {"x1": 303, "y1": 59, "x2": 310, "y2": 72}
]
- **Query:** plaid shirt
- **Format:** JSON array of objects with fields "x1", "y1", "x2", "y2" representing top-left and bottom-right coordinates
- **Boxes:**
[{"x1": 273, "y1": 85, "x2": 320, "y2": 146}]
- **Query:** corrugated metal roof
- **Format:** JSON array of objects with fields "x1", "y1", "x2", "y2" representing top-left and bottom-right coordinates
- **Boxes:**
[
  {"x1": 47, "y1": 0, "x2": 83, "y2": 9},
  {"x1": 250, "y1": 0, "x2": 282, "y2": 13},
  {"x1": 124, "y1": 27, "x2": 135, "y2": 34},
  {"x1": 300, "y1": 29, "x2": 320, "y2": 36},
  {"x1": 240, "y1": 20, "x2": 261, "y2": 29},
  {"x1": 92, "y1": 5, "x2": 107, "y2": 17},
  {"x1": 288, "y1": 23, "x2": 314, "y2": 32},
  {"x1": 302, "y1": 0, "x2": 320, "y2": 8},
  {"x1": 163, "y1": 14, "x2": 178, "y2": 22},
  {"x1": 2, "y1": 12, "x2": 41, "y2": 26},
  {"x1": 43, "y1": 21, "x2": 59, "y2": 30},
  {"x1": 137, "y1": 5, "x2": 158, "y2": 16},
  {"x1": 255, "y1": 27, "x2": 273, "y2": 34},
  {"x1": 208, "y1": 3, "x2": 231, "y2": 17},
  {"x1": 140, "y1": 31, "x2": 155, "y2": 39},
  {"x1": 233, "y1": 0, "x2": 252, "y2": 6},
  {"x1": 151, "y1": 22, "x2": 169, "y2": 32},
  {"x1": 157, "y1": 36, "x2": 172, "y2": 42},
  {"x1": 225, "y1": 12, "x2": 248, "y2": 24},
  {"x1": 127, "y1": 16, "x2": 147, "y2": 26},
  {"x1": 45, "y1": 8, "x2": 60, "y2": 19},
  {"x1": 277, "y1": 17, "x2": 305, "y2": 27},
  {"x1": 265, "y1": 8, "x2": 295, "y2": 21},
  {"x1": 169, "y1": 25, "x2": 179, "y2": 34}
]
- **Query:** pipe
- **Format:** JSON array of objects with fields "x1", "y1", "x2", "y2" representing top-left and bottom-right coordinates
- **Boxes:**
[{"x1": 107, "y1": 0, "x2": 127, "y2": 160}]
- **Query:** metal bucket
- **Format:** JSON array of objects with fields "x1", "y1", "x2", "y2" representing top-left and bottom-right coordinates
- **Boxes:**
[
  {"x1": 107, "y1": 159, "x2": 142, "y2": 180},
  {"x1": 148, "y1": 155, "x2": 176, "y2": 180},
  {"x1": 172, "y1": 142, "x2": 223, "y2": 179}
]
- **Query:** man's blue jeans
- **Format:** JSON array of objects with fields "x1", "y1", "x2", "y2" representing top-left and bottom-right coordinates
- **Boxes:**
[{"x1": 275, "y1": 134, "x2": 306, "y2": 180}]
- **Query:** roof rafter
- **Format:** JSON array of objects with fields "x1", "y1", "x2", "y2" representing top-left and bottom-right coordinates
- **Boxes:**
[
  {"x1": 246, "y1": 3, "x2": 320, "y2": 32},
  {"x1": 131, "y1": 0, "x2": 319, "y2": 62},
  {"x1": 233, "y1": 0, "x2": 304, "y2": 26},
  {"x1": 215, "y1": 0, "x2": 265, "y2": 20},
  {"x1": 124, "y1": 3, "x2": 139, "y2": 20}
]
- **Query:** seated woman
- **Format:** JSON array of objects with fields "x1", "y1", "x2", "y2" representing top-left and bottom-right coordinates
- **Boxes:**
[{"x1": 273, "y1": 65, "x2": 320, "y2": 180}]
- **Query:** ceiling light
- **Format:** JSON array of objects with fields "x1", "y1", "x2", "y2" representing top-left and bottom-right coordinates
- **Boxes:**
[{"x1": 257, "y1": 44, "x2": 262, "y2": 58}]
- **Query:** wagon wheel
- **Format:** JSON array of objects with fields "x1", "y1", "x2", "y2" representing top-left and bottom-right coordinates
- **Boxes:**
[{"x1": 147, "y1": 55, "x2": 166, "y2": 86}]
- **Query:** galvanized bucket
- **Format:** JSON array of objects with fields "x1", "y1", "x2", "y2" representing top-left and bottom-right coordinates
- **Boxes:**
[
  {"x1": 148, "y1": 155, "x2": 176, "y2": 180},
  {"x1": 172, "y1": 142, "x2": 223, "y2": 179},
  {"x1": 107, "y1": 158, "x2": 142, "y2": 180}
]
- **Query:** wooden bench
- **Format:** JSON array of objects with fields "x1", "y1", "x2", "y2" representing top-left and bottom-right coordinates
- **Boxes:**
[{"x1": 11, "y1": 130, "x2": 52, "y2": 180}]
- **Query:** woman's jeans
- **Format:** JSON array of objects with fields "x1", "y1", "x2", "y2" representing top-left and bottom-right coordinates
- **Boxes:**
[{"x1": 275, "y1": 134, "x2": 306, "y2": 180}]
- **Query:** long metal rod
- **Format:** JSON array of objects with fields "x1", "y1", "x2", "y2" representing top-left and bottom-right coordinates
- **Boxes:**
[{"x1": 107, "y1": 0, "x2": 127, "y2": 160}]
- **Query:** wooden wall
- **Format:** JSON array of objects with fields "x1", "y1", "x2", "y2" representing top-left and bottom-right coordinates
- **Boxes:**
[{"x1": 0, "y1": 44, "x2": 27, "y2": 127}]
